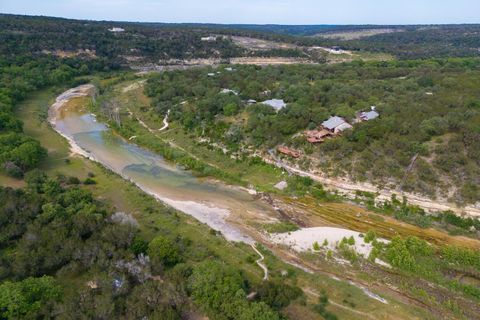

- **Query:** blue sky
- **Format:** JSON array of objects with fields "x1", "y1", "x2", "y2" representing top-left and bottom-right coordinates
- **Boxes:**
[{"x1": 1, "y1": 0, "x2": 479, "y2": 24}]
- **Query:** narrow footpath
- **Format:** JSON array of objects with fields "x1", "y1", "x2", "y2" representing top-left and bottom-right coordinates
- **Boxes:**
[{"x1": 251, "y1": 243, "x2": 268, "y2": 281}]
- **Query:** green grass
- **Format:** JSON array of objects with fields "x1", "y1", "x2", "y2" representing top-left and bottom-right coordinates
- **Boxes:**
[{"x1": 263, "y1": 221, "x2": 300, "y2": 233}]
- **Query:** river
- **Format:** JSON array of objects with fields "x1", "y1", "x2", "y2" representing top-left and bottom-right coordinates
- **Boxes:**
[{"x1": 49, "y1": 84, "x2": 279, "y2": 244}]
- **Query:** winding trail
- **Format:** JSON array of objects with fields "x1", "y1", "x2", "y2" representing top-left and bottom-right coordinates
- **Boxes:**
[
  {"x1": 159, "y1": 110, "x2": 170, "y2": 131},
  {"x1": 251, "y1": 243, "x2": 268, "y2": 281}
]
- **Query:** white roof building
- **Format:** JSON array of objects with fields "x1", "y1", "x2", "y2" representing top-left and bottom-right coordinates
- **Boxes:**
[
  {"x1": 220, "y1": 89, "x2": 239, "y2": 95},
  {"x1": 358, "y1": 106, "x2": 379, "y2": 121},
  {"x1": 201, "y1": 36, "x2": 217, "y2": 41},
  {"x1": 109, "y1": 27, "x2": 125, "y2": 32},
  {"x1": 360, "y1": 110, "x2": 379, "y2": 121},
  {"x1": 261, "y1": 99, "x2": 286, "y2": 111},
  {"x1": 334, "y1": 122, "x2": 353, "y2": 134},
  {"x1": 322, "y1": 116, "x2": 347, "y2": 131}
]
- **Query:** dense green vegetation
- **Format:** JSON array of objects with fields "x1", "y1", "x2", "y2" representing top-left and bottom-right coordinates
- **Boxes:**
[
  {"x1": 0, "y1": 173, "x2": 304, "y2": 319},
  {"x1": 0, "y1": 14, "x2": 246, "y2": 64},
  {"x1": 0, "y1": 52, "x2": 115, "y2": 178},
  {"x1": 380, "y1": 236, "x2": 480, "y2": 300},
  {"x1": 145, "y1": 60, "x2": 480, "y2": 203}
]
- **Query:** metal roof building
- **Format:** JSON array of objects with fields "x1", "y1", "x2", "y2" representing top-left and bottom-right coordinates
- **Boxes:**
[
  {"x1": 334, "y1": 122, "x2": 353, "y2": 133},
  {"x1": 360, "y1": 110, "x2": 379, "y2": 121},
  {"x1": 322, "y1": 116, "x2": 346, "y2": 131},
  {"x1": 261, "y1": 99, "x2": 286, "y2": 111}
]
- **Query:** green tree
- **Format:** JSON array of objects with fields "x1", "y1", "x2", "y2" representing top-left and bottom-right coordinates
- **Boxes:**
[
  {"x1": 0, "y1": 276, "x2": 61, "y2": 319},
  {"x1": 147, "y1": 235, "x2": 180, "y2": 267},
  {"x1": 223, "y1": 102, "x2": 238, "y2": 116},
  {"x1": 386, "y1": 237, "x2": 416, "y2": 271}
]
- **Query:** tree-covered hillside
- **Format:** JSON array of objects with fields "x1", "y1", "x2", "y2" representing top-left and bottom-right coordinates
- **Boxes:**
[
  {"x1": 201, "y1": 24, "x2": 480, "y2": 59},
  {"x1": 0, "y1": 14, "x2": 245, "y2": 64},
  {"x1": 145, "y1": 59, "x2": 480, "y2": 203}
]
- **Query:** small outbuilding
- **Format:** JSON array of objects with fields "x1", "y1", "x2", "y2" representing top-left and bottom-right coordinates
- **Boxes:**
[
  {"x1": 261, "y1": 99, "x2": 286, "y2": 111},
  {"x1": 201, "y1": 36, "x2": 217, "y2": 42},
  {"x1": 277, "y1": 146, "x2": 301, "y2": 158},
  {"x1": 357, "y1": 106, "x2": 379, "y2": 122},
  {"x1": 333, "y1": 122, "x2": 353, "y2": 134},
  {"x1": 220, "y1": 88, "x2": 239, "y2": 95},
  {"x1": 109, "y1": 27, "x2": 125, "y2": 32},
  {"x1": 305, "y1": 129, "x2": 333, "y2": 143}
]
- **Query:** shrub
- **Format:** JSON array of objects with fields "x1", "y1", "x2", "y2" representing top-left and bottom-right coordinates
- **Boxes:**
[
  {"x1": 83, "y1": 177, "x2": 97, "y2": 185},
  {"x1": 147, "y1": 235, "x2": 180, "y2": 267}
]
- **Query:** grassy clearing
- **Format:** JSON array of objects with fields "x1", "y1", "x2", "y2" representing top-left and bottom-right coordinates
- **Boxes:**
[
  {"x1": 263, "y1": 221, "x2": 300, "y2": 233},
  {"x1": 0, "y1": 173, "x2": 25, "y2": 188}
]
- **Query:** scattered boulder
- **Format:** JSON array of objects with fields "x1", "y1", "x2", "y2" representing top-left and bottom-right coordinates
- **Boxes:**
[{"x1": 274, "y1": 181, "x2": 288, "y2": 190}]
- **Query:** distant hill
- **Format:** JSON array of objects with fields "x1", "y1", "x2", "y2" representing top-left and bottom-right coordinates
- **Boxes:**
[{"x1": 2, "y1": 14, "x2": 480, "y2": 61}]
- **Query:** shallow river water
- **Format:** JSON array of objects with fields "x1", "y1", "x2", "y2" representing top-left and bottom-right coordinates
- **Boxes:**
[{"x1": 49, "y1": 85, "x2": 278, "y2": 243}]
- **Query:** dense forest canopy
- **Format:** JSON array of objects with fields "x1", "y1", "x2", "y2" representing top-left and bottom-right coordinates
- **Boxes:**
[
  {"x1": 0, "y1": 173, "x2": 292, "y2": 319},
  {"x1": 0, "y1": 52, "x2": 116, "y2": 178}
]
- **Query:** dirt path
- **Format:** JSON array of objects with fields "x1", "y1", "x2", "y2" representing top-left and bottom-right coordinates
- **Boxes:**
[
  {"x1": 127, "y1": 108, "x2": 222, "y2": 170},
  {"x1": 264, "y1": 152, "x2": 480, "y2": 217},
  {"x1": 251, "y1": 243, "x2": 268, "y2": 281},
  {"x1": 303, "y1": 288, "x2": 377, "y2": 320},
  {"x1": 159, "y1": 110, "x2": 170, "y2": 131}
]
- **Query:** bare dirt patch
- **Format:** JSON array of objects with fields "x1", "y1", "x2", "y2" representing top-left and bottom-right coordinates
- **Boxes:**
[
  {"x1": 230, "y1": 36, "x2": 298, "y2": 51},
  {"x1": 316, "y1": 28, "x2": 403, "y2": 40}
]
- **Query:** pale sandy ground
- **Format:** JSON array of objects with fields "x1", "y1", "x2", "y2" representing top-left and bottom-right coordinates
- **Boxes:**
[
  {"x1": 311, "y1": 46, "x2": 353, "y2": 55},
  {"x1": 122, "y1": 79, "x2": 147, "y2": 93},
  {"x1": 48, "y1": 84, "x2": 96, "y2": 158},
  {"x1": 270, "y1": 226, "x2": 387, "y2": 257}
]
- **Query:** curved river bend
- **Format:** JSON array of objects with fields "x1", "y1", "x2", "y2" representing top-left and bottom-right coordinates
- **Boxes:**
[{"x1": 49, "y1": 85, "x2": 277, "y2": 243}]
